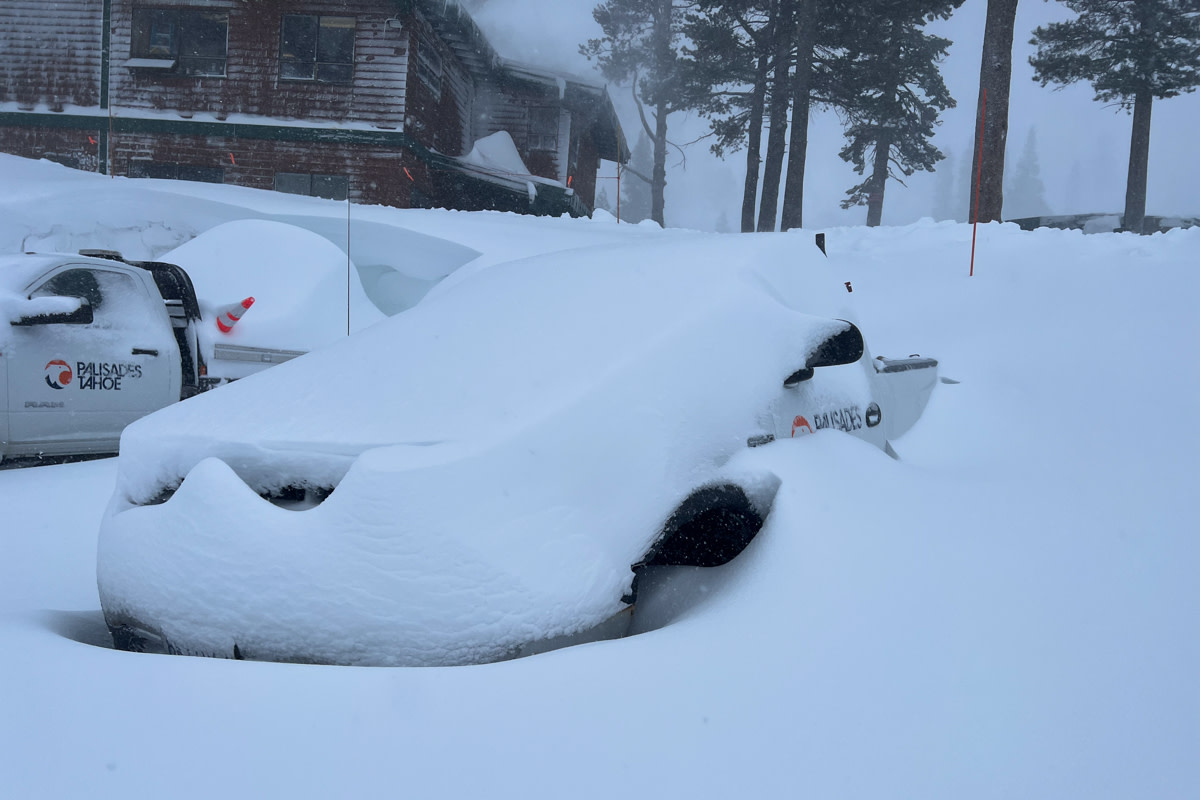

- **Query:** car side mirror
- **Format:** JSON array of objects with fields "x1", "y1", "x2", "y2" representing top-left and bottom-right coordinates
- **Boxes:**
[
  {"x1": 10, "y1": 297, "x2": 94, "y2": 326},
  {"x1": 783, "y1": 321, "x2": 865, "y2": 387}
]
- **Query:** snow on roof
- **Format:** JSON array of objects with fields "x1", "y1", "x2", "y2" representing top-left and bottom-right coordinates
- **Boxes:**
[{"x1": 458, "y1": 131, "x2": 534, "y2": 177}]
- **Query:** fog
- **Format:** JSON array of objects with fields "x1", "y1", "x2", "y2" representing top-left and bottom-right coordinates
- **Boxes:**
[{"x1": 469, "y1": 0, "x2": 1200, "y2": 231}]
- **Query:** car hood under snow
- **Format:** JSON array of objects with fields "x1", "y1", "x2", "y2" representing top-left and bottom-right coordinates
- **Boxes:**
[{"x1": 98, "y1": 235, "x2": 860, "y2": 666}]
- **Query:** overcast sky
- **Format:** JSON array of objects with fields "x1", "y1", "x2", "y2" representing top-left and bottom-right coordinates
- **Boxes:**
[{"x1": 469, "y1": 0, "x2": 1200, "y2": 231}]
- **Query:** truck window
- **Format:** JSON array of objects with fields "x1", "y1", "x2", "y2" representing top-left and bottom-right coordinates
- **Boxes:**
[{"x1": 30, "y1": 268, "x2": 160, "y2": 331}]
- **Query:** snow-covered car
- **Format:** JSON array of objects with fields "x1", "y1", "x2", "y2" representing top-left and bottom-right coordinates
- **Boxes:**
[{"x1": 97, "y1": 234, "x2": 938, "y2": 667}]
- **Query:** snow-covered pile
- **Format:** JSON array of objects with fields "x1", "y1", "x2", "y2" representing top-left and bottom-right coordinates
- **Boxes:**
[
  {"x1": 1, "y1": 155, "x2": 1197, "y2": 798},
  {"x1": 459, "y1": 130, "x2": 536, "y2": 177},
  {"x1": 98, "y1": 234, "x2": 857, "y2": 666},
  {"x1": 163, "y1": 219, "x2": 385, "y2": 353}
]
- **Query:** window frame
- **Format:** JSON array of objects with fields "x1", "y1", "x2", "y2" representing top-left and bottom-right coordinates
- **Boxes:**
[
  {"x1": 274, "y1": 172, "x2": 349, "y2": 201},
  {"x1": 128, "y1": 161, "x2": 224, "y2": 184},
  {"x1": 129, "y1": 7, "x2": 229, "y2": 77},
  {"x1": 279, "y1": 14, "x2": 356, "y2": 84},
  {"x1": 528, "y1": 107, "x2": 561, "y2": 153}
]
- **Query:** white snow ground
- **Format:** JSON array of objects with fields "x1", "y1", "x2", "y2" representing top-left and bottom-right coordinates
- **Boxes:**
[{"x1": 1, "y1": 155, "x2": 1198, "y2": 798}]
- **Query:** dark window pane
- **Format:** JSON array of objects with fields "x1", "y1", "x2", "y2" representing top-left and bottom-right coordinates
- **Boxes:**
[
  {"x1": 281, "y1": 15, "x2": 318, "y2": 64},
  {"x1": 315, "y1": 62, "x2": 353, "y2": 83},
  {"x1": 132, "y1": 9, "x2": 177, "y2": 58},
  {"x1": 177, "y1": 165, "x2": 224, "y2": 184},
  {"x1": 128, "y1": 161, "x2": 178, "y2": 179},
  {"x1": 317, "y1": 17, "x2": 355, "y2": 63},
  {"x1": 311, "y1": 174, "x2": 348, "y2": 201},
  {"x1": 280, "y1": 61, "x2": 314, "y2": 80},
  {"x1": 180, "y1": 12, "x2": 227, "y2": 59},
  {"x1": 274, "y1": 173, "x2": 311, "y2": 196},
  {"x1": 179, "y1": 57, "x2": 225, "y2": 77}
]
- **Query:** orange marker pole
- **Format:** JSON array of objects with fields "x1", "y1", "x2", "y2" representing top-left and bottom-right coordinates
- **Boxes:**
[{"x1": 970, "y1": 88, "x2": 987, "y2": 278}]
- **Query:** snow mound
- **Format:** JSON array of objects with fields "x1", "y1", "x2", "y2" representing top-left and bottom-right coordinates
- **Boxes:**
[
  {"x1": 163, "y1": 219, "x2": 386, "y2": 352},
  {"x1": 98, "y1": 234, "x2": 857, "y2": 666}
]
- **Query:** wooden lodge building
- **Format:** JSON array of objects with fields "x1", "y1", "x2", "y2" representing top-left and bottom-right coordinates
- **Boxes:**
[{"x1": 0, "y1": 0, "x2": 629, "y2": 217}]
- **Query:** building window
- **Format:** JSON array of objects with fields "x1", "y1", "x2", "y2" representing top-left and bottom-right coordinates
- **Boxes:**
[
  {"x1": 130, "y1": 8, "x2": 228, "y2": 77},
  {"x1": 415, "y1": 35, "x2": 443, "y2": 99},
  {"x1": 274, "y1": 172, "x2": 348, "y2": 201},
  {"x1": 280, "y1": 15, "x2": 355, "y2": 83},
  {"x1": 128, "y1": 161, "x2": 224, "y2": 183},
  {"x1": 528, "y1": 107, "x2": 560, "y2": 152}
]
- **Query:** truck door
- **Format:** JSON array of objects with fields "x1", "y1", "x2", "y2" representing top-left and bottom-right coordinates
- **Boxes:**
[{"x1": 5, "y1": 265, "x2": 179, "y2": 456}]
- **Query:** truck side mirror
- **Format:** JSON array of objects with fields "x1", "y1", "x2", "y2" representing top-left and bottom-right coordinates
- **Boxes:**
[
  {"x1": 807, "y1": 321, "x2": 864, "y2": 369},
  {"x1": 783, "y1": 321, "x2": 865, "y2": 388},
  {"x1": 10, "y1": 298, "x2": 94, "y2": 326}
]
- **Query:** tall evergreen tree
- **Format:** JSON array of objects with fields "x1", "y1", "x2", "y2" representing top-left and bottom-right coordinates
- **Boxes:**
[
  {"x1": 780, "y1": 0, "x2": 819, "y2": 231},
  {"x1": 595, "y1": 184, "x2": 615, "y2": 216},
  {"x1": 683, "y1": 0, "x2": 838, "y2": 231},
  {"x1": 1030, "y1": 0, "x2": 1200, "y2": 233},
  {"x1": 584, "y1": 0, "x2": 696, "y2": 226},
  {"x1": 831, "y1": 0, "x2": 962, "y2": 227},
  {"x1": 680, "y1": 0, "x2": 773, "y2": 231},
  {"x1": 970, "y1": 0, "x2": 1019, "y2": 224},
  {"x1": 1004, "y1": 126, "x2": 1051, "y2": 218},
  {"x1": 757, "y1": 0, "x2": 797, "y2": 232}
]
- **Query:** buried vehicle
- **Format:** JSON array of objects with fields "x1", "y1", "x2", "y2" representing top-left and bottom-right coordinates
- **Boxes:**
[
  {"x1": 0, "y1": 251, "x2": 304, "y2": 465},
  {"x1": 97, "y1": 235, "x2": 938, "y2": 667}
]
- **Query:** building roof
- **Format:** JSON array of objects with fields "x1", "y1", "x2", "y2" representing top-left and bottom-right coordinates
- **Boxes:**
[{"x1": 415, "y1": 0, "x2": 628, "y2": 164}]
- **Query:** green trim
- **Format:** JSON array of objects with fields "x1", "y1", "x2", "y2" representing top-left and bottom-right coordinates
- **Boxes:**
[
  {"x1": 0, "y1": 112, "x2": 105, "y2": 131},
  {"x1": 101, "y1": 0, "x2": 111, "y2": 110},
  {"x1": 0, "y1": 111, "x2": 420, "y2": 149},
  {"x1": 0, "y1": 111, "x2": 588, "y2": 217}
]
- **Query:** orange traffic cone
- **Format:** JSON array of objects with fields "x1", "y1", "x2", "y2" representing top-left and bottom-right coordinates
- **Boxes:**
[{"x1": 215, "y1": 297, "x2": 255, "y2": 333}]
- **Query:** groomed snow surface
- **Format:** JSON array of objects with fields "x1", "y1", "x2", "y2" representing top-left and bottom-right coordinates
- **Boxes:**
[{"x1": 2, "y1": 155, "x2": 1198, "y2": 797}]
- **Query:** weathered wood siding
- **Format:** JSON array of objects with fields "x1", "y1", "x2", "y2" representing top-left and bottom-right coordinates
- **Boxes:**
[
  {"x1": 0, "y1": 124, "x2": 104, "y2": 171},
  {"x1": 404, "y1": 12, "x2": 472, "y2": 156},
  {"x1": 109, "y1": 0, "x2": 408, "y2": 126},
  {"x1": 474, "y1": 79, "x2": 602, "y2": 194},
  {"x1": 111, "y1": 132, "x2": 423, "y2": 207},
  {"x1": 0, "y1": 0, "x2": 104, "y2": 109}
]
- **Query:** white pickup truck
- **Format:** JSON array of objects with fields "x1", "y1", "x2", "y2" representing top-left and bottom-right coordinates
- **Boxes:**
[{"x1": 1, "y1": 250, "x2": 303, "y2": 464}]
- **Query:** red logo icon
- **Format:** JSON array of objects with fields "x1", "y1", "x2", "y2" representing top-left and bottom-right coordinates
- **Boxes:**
[
  {"x1": 791, "y1": 415, "x2": 813, "y2": 437},
  {"x1": 44, "y1": 359, "x2": 73, "y2": 389}
]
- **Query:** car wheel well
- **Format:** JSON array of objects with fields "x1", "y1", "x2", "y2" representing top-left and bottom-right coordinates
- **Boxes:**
[{"x1": 641, "y1": 484, "x2": 765, "y2": 569}]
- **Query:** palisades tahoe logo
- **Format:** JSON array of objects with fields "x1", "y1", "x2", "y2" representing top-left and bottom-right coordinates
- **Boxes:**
[
  {"x1": 43, "y1": 359, "x2": 72, "y2": 389},
  {"x1": 44, "y1": 359, "x2": 142, "y2": 391}
]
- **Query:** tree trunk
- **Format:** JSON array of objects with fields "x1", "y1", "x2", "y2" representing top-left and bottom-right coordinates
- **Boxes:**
[
  {"x1": 969, "y1": 0, "x2": 1018, "y2": 224},
  {"x1": 652, "y1": 98, "x2": 668, "y2": 225},
  {"x1": 780, "y1": 0, "x2": 815, "y2": 231},
  {"x1": 741, "y1": 45, "x2": 771, "y2": 232},
  {"x1": 865, "y1": 134, "x2": 889, "y2": 227},
  {"x1": 1123, "y1": 88, "x2": 1153, "y2": 234},
  {"x1": 757, "y1": 0, "x2": 794, "y2": 232},
  {"x1": 649, "y1": 0, "x2": 673, "y2": 226}
]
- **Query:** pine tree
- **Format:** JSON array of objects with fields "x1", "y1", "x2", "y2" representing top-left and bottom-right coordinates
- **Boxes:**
[
  {"x1": 680, "y1": 0, "x2": 773, "y2": 231},
  {"x1": 831, "y1": 0, "x2": 962, "y2": 227},
  {"x1": 1030, "y1": 0, "x2": 1200, "y2": 233},
  {"x1": 595, "y1": 184, "x2": 614, "y2": 216},
  {"x1": 1004, "y1": 126, "x2": 1050, "y2": 218},
  {"x1": 583, "y1": 0, "x2": 694, "y2": 226}
]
